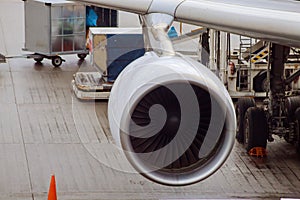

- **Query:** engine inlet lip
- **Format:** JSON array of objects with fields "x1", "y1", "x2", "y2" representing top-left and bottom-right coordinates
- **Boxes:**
[{"x1": 119, "y1": 79, "x2": 236, "y2": 186}]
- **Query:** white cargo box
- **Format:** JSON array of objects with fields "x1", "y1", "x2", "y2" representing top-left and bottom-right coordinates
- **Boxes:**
[{"x1": 24, "y1": 0, "x2": 86, "y2": 55}]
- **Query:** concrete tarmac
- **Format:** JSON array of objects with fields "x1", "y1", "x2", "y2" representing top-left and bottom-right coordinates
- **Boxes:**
[{"x1": 1, "y1": 1, "x2": 300, "y2": 200}]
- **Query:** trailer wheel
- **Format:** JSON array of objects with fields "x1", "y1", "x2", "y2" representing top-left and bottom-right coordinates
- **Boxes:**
[
  {"x1": 244, "y1": 107, "x2": 268, "y2": 152},
  {"x1": 77, "y1": 53, "x2": 87, "y2": 60},
  {"x1": 52, "y1": 56, "x2": 63, "y2": 67},
  {"x1": 34, "y1": 57, "x2": 44, "y2": 63},
  {"x1": 235, "y1": 97, "x2": 255, "y2": 143}
]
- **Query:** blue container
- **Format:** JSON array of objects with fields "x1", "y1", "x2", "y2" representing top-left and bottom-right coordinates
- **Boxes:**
[{"x1": 106, "y1": 34, "x2": 145, "y2": 82}]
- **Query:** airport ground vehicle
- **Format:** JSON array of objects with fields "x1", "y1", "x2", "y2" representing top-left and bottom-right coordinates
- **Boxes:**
[
  {"x1": 226, "y1": 38, "x2": 300, "y2": 98},
  {"x1": 0, "y1": 0, "x2": 90, "y2": 66},
  {"x1": 23, "y1": 0, "x2": 89, "y2": 67}
]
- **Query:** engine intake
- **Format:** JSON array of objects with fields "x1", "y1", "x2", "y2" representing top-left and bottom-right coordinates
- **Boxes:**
[{"x1": 108, "y1": 52, "x2": 236, "y2": 186}]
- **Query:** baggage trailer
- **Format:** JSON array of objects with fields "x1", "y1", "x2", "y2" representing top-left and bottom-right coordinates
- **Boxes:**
[
  {"x1": 72, "y1": 27, "x2": 145, "y2": 100},
  {"x1": 23, "y1": 0, "x2": 88, "y2": 67}
]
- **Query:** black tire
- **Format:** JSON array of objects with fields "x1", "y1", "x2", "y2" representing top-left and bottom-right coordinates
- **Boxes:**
[
  {"x1": 294, "y1": 108, "x2": 300, "y2": 152},
  {"x1": 52, "y1": 56, "x2": 62, "y2": 67},
  {"x1": 285, "y1": 96, "x2": 300, "y2": 120},
  {"x1": 253, "y1": 71, "x2": 268, "y2": 92},
  {"x1": 34, "y1": 57, "x2": 44, "y2": 63},
  {"x1": 244, "y1": 107, "x2": 268, "y2": 152},
  {"x1": 235, "y1": 97, "x2": 255, "y2": 143},
  {"x1": 77, "y1": 53, "x2": 87, "y2": 60}
]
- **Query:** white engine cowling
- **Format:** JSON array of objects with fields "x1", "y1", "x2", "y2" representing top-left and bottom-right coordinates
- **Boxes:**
[{"x1": 108, "y1": 52, "x2": 236, "y2": 186}]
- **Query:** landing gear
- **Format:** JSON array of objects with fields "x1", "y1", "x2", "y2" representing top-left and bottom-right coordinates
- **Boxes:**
[
  {"x1": 244, "y1": 107, "x2": 268, "y2": 152},
  {"x1": 235, "y1": 97, "x2": 255, "y2": 143},
  {"x1": 235, "y1": 43, "x2": 300, "y2": 154}
]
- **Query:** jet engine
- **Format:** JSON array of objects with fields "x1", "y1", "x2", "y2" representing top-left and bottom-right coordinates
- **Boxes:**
[{"x1": 108, "y1": 52, "x2": 236, "y2": 186}]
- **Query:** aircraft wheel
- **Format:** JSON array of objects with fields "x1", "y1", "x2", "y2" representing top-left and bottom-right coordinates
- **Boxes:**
[
  {"x1": 285, "y1": 96, "x2": 300, "y2": 120},
  {"x1": 52, "y1": 56, "x2": 63, "y2": 67},
  {"x1": 244, "y1": 107, "x2": 268, "y2": 152},
  {"x1": 294, "y1": 108, "x2": 300, "y2": 152},
  {"x1": 235, "y1": 97, "x2": 255, "y2": 143},
  {"x1": 253, "y1": 71, "x2": 268, "y2": 92}
]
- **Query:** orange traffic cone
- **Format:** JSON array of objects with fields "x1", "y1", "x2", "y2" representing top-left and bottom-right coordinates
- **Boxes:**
[{"x1": 48, "y1": 175, "x2": 57, "y2": 200}]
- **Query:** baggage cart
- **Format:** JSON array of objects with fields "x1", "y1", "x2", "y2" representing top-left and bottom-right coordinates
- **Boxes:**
[{"x1": 23, "y1": 0, "x2": 88, "y2": 67}]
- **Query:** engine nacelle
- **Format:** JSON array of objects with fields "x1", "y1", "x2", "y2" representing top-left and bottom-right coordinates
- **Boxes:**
[{"x1": 108, "y1": 52, "x2": 236, "y2": 186}]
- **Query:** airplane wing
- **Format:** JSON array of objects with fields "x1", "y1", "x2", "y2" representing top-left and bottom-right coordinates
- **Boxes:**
[{"x1": 74, "y1": 0, "x2": 300, "y2": 47}]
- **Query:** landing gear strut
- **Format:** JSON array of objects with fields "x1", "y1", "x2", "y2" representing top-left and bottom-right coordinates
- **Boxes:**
[{"x1": 268, "y1": 44, "x2": 290, "y2": 140}]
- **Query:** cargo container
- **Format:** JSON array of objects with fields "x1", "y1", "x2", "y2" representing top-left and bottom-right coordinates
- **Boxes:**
[{"x1": 88, "y1": 27, "x2": 145, "y2": 82}]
